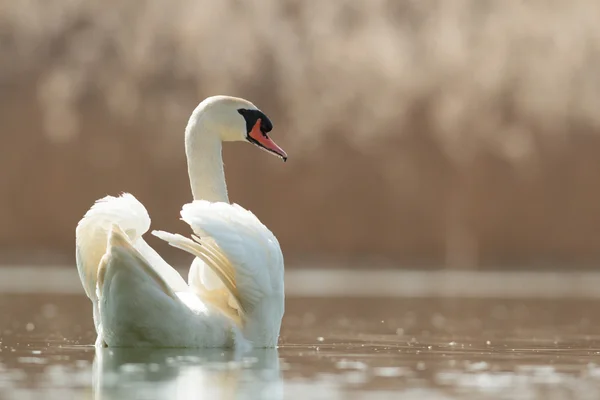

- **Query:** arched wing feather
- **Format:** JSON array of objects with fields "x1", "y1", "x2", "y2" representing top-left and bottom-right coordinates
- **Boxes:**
[
  {"x1": 75, "y1": 193, "x2": 188, "y2": 303},
  {"x1": 153, "y1": 200, "x2": 284, "y2": 315}
]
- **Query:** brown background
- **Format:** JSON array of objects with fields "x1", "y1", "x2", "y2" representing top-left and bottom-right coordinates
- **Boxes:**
[{"x1": 2, "y1": 0, "x2": 600, "y2": 269}]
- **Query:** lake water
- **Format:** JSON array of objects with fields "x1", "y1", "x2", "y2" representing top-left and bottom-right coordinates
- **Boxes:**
[{"x1": 1, "y1": 269, "x2": 600, "y2": 399}]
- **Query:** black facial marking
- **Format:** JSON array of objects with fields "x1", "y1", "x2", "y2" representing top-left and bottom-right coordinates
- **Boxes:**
[
  {"x1": 237, "y1": 108, "x2": 273, "y2": 137},
  {"x1": 237, "y1": 107, "x2": 286, "y2": 160}
]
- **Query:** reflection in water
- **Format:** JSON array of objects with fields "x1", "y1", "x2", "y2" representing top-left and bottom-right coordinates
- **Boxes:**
[
  {"x1": 4, "y1": 293, "x2": 600, "y2": 399},
  {"x1": 93, "y1": 347, "x2": 282, "y2": 400}
]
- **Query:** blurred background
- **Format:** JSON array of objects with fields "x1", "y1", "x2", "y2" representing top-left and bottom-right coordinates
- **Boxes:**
[{"x1": 2, "y1": 0, "x2": 600, "y2": 271}]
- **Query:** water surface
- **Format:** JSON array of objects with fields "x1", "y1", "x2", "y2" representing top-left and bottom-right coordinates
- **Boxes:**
[{"x1": 2, "y1": 291, "x2": 600, "y2": 399}]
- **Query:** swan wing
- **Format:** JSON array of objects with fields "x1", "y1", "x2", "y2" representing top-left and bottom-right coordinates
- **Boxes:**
[
  {"x1": 75, "y1": 193, "x2": 188, "y2": 304},
  {"x1": 97, "y1": 223, "x2": 177, "y2": 302},
  {"x1": 152, "y1": 200, "x2": 284, "y2": 315},
  {"x1": 132, "y1": 237, "x2": 190, "y2": 293}
]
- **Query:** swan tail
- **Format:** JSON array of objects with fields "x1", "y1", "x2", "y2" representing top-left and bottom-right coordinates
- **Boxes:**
[
  {"x1": 75, "y1": 193, "x2": 151, "y2": 301},
  {"x1": 152, "y1": 230, "x2": 245, "y2": 316}
]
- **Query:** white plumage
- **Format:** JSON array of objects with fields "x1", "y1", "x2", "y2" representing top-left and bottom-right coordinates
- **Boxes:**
[{"x1": 74, "y1": 96, "x2": 286, "y2": 348}]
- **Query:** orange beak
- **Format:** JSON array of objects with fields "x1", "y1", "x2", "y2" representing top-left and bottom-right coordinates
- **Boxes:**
[{"x1": 248, "y1": 119, "x2": 287, "y2": 161}]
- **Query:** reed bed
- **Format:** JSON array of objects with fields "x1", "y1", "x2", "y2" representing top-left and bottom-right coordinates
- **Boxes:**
[{"x1": 1, "y1": 0, "x2": 600, "y2": 268}]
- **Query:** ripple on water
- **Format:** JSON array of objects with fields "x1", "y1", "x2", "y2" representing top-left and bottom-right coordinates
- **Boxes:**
[{"x1": 0, "y1": 295, "x2": 600, "y2": 398}]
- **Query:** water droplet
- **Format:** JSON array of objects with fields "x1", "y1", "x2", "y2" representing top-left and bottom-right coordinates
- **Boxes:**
[
  {"x1": 316, "y1": 336, "x2": 324, "y2": 342},
  {"x1": 26, "y1": 323, "x2": 34, "y2": 332}
]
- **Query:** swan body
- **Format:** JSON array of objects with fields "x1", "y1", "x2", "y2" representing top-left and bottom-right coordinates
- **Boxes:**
[{"x1": 75, "y1": 96, "x2": 286, "y2": 348}]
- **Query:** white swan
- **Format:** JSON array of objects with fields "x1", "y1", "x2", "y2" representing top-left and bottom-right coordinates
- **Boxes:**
[{"x1": 75, "y1": 95, "x2": 287, "y2": 348}]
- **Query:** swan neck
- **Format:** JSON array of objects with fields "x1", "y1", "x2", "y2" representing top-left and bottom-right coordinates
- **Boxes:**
[{"x1": 185, "y1": 122, "x2": 229, "y2": 203}]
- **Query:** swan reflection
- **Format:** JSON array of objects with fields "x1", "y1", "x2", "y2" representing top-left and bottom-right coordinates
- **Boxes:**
[{"x1": 93, "y1": 347, "x2": 282, "y2": 400}]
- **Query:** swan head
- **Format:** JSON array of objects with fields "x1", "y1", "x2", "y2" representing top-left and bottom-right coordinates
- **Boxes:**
[{"x1": 188, "y1": 95, "x2": 287, "y2": 161}]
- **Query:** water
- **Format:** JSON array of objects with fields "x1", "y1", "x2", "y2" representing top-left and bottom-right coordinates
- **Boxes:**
[{"x1": 1, "y1": 291, "x2": 600, "y2": 400}]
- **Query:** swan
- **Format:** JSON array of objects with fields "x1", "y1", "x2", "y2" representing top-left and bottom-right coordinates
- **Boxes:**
[{"x1": 75, "y1": 95, "x2": 287, "y2": 348}]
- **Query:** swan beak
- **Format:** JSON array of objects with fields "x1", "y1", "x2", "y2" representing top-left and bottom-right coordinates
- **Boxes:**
[{"x1": 248, "y1": 119, "x2": 288, "y2": 162}]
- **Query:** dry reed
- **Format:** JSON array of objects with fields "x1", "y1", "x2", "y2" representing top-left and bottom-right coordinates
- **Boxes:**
[{"x1": 2, "y1": 0, "x2": 600, "y2": 267}]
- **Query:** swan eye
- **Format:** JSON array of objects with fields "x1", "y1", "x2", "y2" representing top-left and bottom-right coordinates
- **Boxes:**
[{"x1": 237, "y1": 108, "x2": 273, "y2": 137}]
